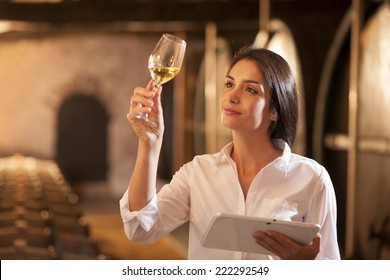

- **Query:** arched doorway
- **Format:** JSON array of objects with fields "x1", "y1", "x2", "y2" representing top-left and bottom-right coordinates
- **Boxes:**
[{"x1": 56, "y1": 94, "x2": 109, "y2": 183}]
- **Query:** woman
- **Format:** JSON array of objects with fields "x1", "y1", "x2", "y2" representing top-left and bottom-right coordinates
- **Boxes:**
[{"x1": 120, "y1": 46, "x2": 340, "y2": 260}]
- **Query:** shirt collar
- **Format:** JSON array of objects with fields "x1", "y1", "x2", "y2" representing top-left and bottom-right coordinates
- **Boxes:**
[
  {"x1": 273, "y1": 139, "x2": 292, "y2": 176},
  {"x1": 219, "y1": 142, "x2": 234, "y2": 163},
  {"x1": 218, "y1": 139, "x2": 292, "y2": 175}
]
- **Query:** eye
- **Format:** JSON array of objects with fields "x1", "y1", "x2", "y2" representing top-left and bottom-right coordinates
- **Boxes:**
[
  {"x1": 225, "y1": 81, "x2": 234, "y2": 88},
  {"x1": 246, "y1": 86, "x2": 258, "y2": 94}
]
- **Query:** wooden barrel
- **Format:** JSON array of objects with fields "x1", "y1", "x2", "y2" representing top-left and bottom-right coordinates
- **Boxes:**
[
  {"x1": 313, "y1": 7, "x2": 351, "y2": 257},
  {"x1": 193, "y1": 31, "x2": 232, "y2": 155},
  {"x1": 254, "y1": 19, "x2": 307, "y2": 156},
  {"x1": 355, "y1": 2, "x2": 390, "y2": 259},
  {"x1": 314, "y1": 2, "x2": 390, "y2": 259}
]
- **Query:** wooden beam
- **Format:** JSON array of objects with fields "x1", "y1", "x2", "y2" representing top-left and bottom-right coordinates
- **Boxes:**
[{"x1": 0, "y1": 1, "x2": 259, "y2": 22}]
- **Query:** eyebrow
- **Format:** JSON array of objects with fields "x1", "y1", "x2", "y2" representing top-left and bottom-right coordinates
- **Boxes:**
[
  {"x1": 226, "y1": 75, "x2": 262, "y2": 86},
  {"x1": 226, "y1": 74, "x2": 266, "y2": 93}
]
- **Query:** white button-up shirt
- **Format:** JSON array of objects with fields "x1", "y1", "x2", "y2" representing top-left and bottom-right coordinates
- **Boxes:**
[{"x1": 120, "y1": 141, "x2": 340, "y2": 260}]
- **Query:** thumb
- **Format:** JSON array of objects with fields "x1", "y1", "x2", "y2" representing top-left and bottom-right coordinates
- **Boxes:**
[
  {"x1": 146, "y1": 79, "x2": 155, "y2": 91},
  {"x1": 311, "y1": 233, "x2": 321, "y2": 250},
  {"x1": 152, "y1": 84, "x2": 163, "y2": 108}
]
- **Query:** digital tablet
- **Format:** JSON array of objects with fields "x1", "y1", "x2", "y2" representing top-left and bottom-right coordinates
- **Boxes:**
[{"x1": 201, "y1": 213, "x2": 320, "y2": 255}]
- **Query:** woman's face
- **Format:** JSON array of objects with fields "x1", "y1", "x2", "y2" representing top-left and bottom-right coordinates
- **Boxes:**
[{"x1": 220, "y1": 59, "x2": 275, "y2": 134}]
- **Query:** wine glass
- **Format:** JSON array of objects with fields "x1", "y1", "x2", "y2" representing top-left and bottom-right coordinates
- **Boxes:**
[{"x1": 131, "y1": 33, "x2": 186, "y2": 126}]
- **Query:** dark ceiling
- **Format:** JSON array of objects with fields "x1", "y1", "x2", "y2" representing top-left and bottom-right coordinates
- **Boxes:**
[{"x1": 0, "y1": 0, "x2": 352, "y2": 23}]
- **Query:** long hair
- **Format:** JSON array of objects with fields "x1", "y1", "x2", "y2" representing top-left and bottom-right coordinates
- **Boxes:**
[{"x1": 228, "y1": 46, "x2": 298, "y2": 148}]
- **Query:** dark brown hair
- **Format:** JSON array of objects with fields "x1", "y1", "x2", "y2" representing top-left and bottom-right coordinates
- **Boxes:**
[{"x1": 228, "y1": 46, "x2": 298, "y2": 148}]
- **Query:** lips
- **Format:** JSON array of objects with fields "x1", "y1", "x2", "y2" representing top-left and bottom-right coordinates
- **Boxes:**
[{"x1": 223, "y1": 107, "x2": 240, "y2": 115}]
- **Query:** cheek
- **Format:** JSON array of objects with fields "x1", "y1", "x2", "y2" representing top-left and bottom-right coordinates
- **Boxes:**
[
  {"x1": 251, "y1": 101, "x2": 270, "y2": 125},
  {"x1": 251, "y1": 100, "x2": 266, "y2": 117},
  {"x1": 219, "y1": 96, "x2": 224, "y2": 114},
  {"x1": 219, "y1": 89, "x2": 229, "y2": 101}
]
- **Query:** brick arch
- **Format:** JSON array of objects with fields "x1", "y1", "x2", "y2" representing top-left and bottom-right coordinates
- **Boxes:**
[{"x1": 55, "y1": 93, "x2": 109, "y2": 182}]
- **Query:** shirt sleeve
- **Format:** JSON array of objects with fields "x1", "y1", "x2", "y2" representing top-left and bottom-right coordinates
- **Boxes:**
[
  {"x1": 119, "y1": 188, "x2": 159, "y2": 232},
  {"x1": 306, "y1": 167, "x2": 341, "y2": 260},
  {"x1": 118, "y1": 164, "x2": 191, "y2": 244}
]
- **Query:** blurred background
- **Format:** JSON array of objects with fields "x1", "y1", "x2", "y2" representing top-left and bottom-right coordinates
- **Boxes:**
[{"x1": 0, "y1": 0, "x2": 389, "y2": 260}]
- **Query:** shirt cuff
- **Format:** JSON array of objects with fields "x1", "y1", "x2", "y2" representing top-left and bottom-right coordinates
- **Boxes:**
[{"x1": 119, "y1": 189, "x2": 159, "y2": 232}]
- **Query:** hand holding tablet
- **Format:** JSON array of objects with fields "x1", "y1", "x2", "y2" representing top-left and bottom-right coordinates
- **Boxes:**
[{"x1": 201, "y1": 213, "x2": 320, "y2": 255}]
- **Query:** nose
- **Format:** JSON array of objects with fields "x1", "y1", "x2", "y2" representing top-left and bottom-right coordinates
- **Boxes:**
[{"x1": 225, "y1": 87, "x2": 239, "y2": 104}]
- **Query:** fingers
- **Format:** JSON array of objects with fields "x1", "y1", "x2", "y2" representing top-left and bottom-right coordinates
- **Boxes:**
[
  {"x1": 253, "y1": 231, "x2": 275, "y2": 253},
  {"x1": 253, "y1": 230, "x2": 321, "y2": 260},
  {"x1": 126, "y1": 80, "x2": 165, "y2": 136},
  {"x1": 129, "y1": 80, "x2": 160, "y2": 117},
  {"x1": 253, "y1": 231, "x2": 287, "y2": 257},
  {"x1": 131, "y1": 87, "x2": 154, "y2": 109}
]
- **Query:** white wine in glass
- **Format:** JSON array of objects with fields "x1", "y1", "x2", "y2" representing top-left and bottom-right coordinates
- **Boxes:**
[
  {"x1": 132, "y1": 33, "x2": 186, "y2": 126},
  {"x1": 149, "y1": 66, "x2": 180, "y2": 86}
]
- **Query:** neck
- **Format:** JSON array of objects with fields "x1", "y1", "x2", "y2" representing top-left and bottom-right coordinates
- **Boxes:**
[
  {"x1": 231, "y1": 133, "x2": 281, "y2": 172},
  {"x1": 230, "y1": 133, "x2": 282, "y2": 200}
]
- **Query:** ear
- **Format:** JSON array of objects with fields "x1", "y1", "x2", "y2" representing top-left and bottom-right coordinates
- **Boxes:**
[{"x1": 269, "y1": 109, "x2": 278, "y2": 121}]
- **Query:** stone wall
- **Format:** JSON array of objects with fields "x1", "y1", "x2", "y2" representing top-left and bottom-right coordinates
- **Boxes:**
[{"x1": 0, "y1": 29, "x2": 159, "y2": 197}]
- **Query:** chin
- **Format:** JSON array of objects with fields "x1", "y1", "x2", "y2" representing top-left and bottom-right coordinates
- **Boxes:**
[{"x1": 221, "y1": 120, "x2": 236, "y2": 130}]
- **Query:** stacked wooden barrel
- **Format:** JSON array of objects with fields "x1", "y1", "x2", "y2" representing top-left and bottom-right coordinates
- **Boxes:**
[{"x1": 0, "y1": 154, "x2": 107, "y2": 260}]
